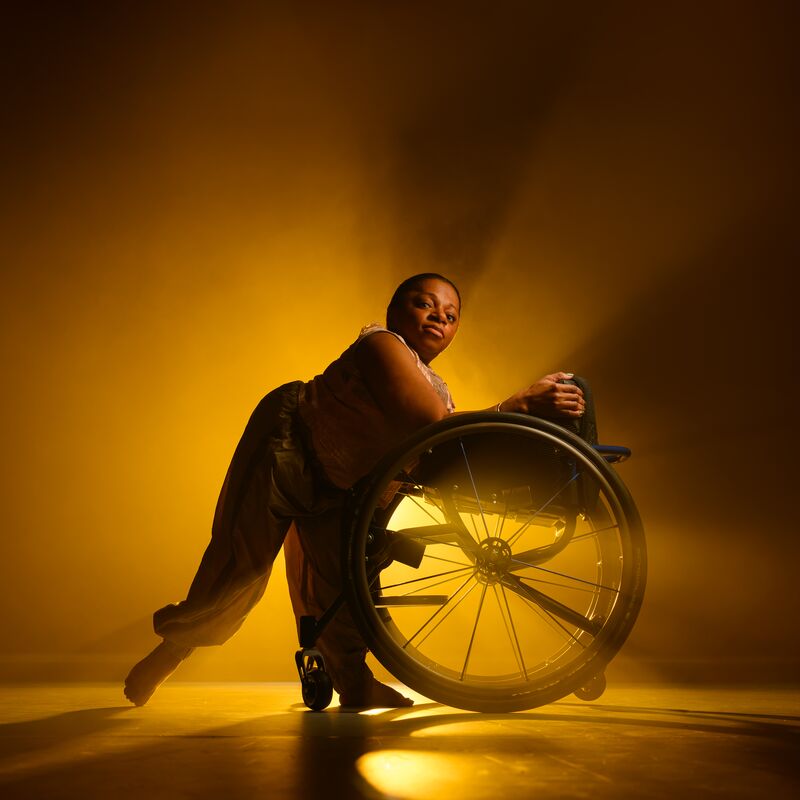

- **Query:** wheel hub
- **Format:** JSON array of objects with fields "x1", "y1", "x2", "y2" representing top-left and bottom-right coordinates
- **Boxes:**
[{"x1": 474, "y1": 537, "x2": 512, "y2": 584}]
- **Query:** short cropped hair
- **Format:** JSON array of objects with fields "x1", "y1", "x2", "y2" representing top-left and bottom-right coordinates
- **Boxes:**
[{"x1": 387, "y1": 273, "x2": 462, "y2": 313}]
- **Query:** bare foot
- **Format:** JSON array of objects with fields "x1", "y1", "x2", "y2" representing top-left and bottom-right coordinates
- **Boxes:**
[
  {"x1": 339, "y1": 678, "x2": 414, "y2": 709},
  {"x1": 123, "y1": 641, "x2": 191, "y2": 706}
]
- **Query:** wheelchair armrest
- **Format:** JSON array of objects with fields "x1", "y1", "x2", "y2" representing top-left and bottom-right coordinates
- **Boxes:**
[{"x1": 593, "y1": 444, "x2": 631, "y2": 463}]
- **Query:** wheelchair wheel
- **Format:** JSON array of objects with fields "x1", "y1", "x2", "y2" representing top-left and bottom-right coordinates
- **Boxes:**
[
  {"x1": 302, "y1": 668, "x2": 333, "y2": 711},
  {"x1": 343, "y1": 412, "x2": 646, "y2": 712}
]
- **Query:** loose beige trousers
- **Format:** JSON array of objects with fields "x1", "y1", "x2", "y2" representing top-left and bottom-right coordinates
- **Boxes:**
[{"x1": 153, "y1": 381, "x2": 374, "y2": 696}]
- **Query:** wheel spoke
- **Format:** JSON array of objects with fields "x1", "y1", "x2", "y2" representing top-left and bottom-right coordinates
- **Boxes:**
[
  {"x1": 515, "y1": 574, "x2": 604, "y2": 595},
  {"x1": 507, "y1": 472, "x2": 581, "y2": 547},
  {"x1": 403, "y1": 570, "x2": 478, "y2": 596},
  {"x1": 380, "y1": 566, "x2": 473, "y2": 591},
  {"x1": 417, "y1": 553, "x2": 474, "y2": 568},
  {"x1": 509, "y1": 560, "x2": 621, "y2": 594},
  {"x1": 459, "y1": 439, "x2": 490, "y2": 539},
  {"x1": 513, "y1": 523, "x2": 620, "y2": 561},
  {"x1": 470, "y1": 513, "x2": 481, "y2": 541},
  {"x1": 460, "y1": 583, "x2": 488, "y2": 680},
  {"x1": 496, "y1": 584, "x2": 528, "y2": 680},
  {"x1": 502, "y1": 574, "x2": 601, "y2": 635},
  {"x1": 415, "y1": 581, "x2": 479, "y2": 649},
  {"x1": 403, "y1": 574, "x2": 475, "y2": 648},
  {"x1": 570, "y1": 523, "x2": 620, "y2": 540},
  {"x1": 405, "y1": 492, "x2": 445, "y2": 525}
]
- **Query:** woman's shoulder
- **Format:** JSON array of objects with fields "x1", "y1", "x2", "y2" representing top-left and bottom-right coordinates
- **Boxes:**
[
  {"x1": 353, "y1": 323, "x2": 454, "y2": 411},
  {"x1": 349, "y1": 322, "x2": 425, "y2": 372},
  {"x1": 355, "y1": 323, "x2": 420, "y2": 361},
  {"x1": 357, "y1": 322, "x2": 408, "y2": 346}
]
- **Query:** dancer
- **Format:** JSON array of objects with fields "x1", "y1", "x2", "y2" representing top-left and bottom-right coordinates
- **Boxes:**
[{"x1": 123, "y1": 273, "x2": 585, "y2": 708}]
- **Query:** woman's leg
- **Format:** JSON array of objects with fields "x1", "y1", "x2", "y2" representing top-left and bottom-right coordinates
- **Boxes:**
[
  {"x1": 151, "y1": 451, "x2": 291, "y2": 647},
  {"x1": 124, "y1": 389, "x2": 296, "y2": 705},
  {"x1": 284, "y1": 513, "x2": 413, "y2": 708}
]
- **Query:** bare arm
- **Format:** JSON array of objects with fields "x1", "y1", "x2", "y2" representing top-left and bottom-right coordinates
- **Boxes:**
[
  {"x1": 357, "y1": 333, "x2": 581, "y2": 428},
  {"x1": 355, "y1": 332, "x2": 449, "y2": 434}
]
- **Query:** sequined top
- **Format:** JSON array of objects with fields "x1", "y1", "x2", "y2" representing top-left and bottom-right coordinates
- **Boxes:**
[{"x1": 299, "y1": 323, "x2": 455, "y2": 489}]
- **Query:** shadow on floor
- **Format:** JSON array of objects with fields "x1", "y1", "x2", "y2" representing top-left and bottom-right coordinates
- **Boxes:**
[{"x1": 0, "y1": 695, "x2": 798, "y2": 799}]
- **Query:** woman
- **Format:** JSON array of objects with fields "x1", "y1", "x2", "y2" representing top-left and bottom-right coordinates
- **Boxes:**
[{"x1": 124, "y1": 273, "x2": 585, "y2": 708}]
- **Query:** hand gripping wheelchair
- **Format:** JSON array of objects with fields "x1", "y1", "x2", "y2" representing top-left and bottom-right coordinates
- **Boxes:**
[{"x1": 295, "y1": 407, "x2": 646, "y2": 712}]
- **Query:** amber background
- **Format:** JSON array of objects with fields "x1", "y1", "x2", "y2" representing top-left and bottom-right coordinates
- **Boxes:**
[{"x1": 1, "y1": 2, "x2": 797, "y2": 683}]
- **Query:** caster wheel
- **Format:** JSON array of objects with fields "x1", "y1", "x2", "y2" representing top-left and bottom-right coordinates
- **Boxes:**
[
  {"x1": 574, "y1": 672, "x2": 606, "y2": 701},
  {"x1": 302, "y1": 669, "x2": 333, "y2": 711}
]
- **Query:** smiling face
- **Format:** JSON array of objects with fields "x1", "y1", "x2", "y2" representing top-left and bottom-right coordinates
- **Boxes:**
[{"x1": 386, "y1": 277, "x2": 461, "y2": 364}]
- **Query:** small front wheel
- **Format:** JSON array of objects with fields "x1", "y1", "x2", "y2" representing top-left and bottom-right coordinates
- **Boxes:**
[
  {"x1": 302, "y1": 669, "x2": 333, "y2": 711},
  {"x1": 574, "y1": 672, "x2": 607, "y2": 701}
]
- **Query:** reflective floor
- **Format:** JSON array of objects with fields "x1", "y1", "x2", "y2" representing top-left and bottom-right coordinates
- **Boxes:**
[{"x1": 0, "y1": 683, "x2": 798, "y2": 799}]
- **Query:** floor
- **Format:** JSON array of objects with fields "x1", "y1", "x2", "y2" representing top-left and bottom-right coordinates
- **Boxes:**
[{"x1": 0, "y1": 683, "x2": 797, "y2": 799}]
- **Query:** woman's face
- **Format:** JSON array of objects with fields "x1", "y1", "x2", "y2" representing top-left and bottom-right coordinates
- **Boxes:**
[{"x1": 387, "y1": 278, "x2": 460, "y2": 363}]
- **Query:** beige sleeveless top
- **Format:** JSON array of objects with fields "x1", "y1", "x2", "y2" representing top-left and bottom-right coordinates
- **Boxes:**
[{"x1": 299, "y1": 323, "x2": 455, "y2": 489}]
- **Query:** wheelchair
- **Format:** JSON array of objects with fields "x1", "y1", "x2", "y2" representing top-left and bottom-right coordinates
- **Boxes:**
[{"x1": 295, "y1": 409, "x2": 646, "y2": 712}]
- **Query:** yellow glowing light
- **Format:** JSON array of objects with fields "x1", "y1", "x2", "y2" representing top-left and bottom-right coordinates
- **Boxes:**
[
  {"x1": 356, "y1": 750, "x2": 474, "y2": 800},
  {"x1": 359, "y1": 706, "x2": 391, "y2": 716}
]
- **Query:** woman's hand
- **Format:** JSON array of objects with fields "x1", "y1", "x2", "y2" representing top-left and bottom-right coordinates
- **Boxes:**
[{"x1": 498, "y1": 372, "x2": 585, "y2": 420}]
